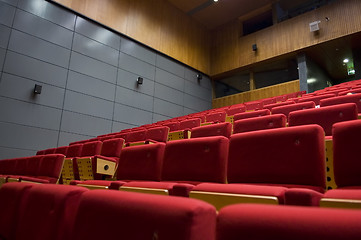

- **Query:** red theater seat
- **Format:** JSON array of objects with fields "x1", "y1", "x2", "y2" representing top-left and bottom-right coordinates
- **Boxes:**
[
  {"x1": 226, "y1": 105, "x2": 246, "y2": 116},
  {"x1": 262, "y1": 101, "x2": 294, "y2": 111},
  {"x1": 190, "y1": 122, "x2": 232, "y2": 138},
  {"x1": 320, "y1": 93, "x2": 361, "y2": 113},
  {"x1": 233, "y1": 114, "x2": 286, "y2": 134},
  {"x1": 120, "y1": 136, "x2": 229, "y2": 196},
  {"x1": 233, "y1": 109, "x2": 270, "y2": 121},
  {"x1": 71, "y1": 190, "x2": 216, "y2": 240},
  {"x1": 217, "y1": 204, "x2": 361, "y2": 240},
  {"x1": 271, "y1": 101, "x2": 315, "y2": 121},
  {"x1": 145, "y1": 126, "x2": 170, "y2": 142},
  {"x1": 320, "y1": 120, "x2": 361, "y2": 208},
  {"x1": 190, "y1": 125, "x2": 325, "y2": 207},
  {"x1": 179, "y1": 118, "x2": 201, "y2": 130},
  {"x1": 205, "y1": 111, "x2": 226, "y2": 123},
  {"x1": 298, "y1": 93, "x2": 336, "y2": 105},
  {"x1": 288, "y1": 103, "x2": 358, "y2": 136}
]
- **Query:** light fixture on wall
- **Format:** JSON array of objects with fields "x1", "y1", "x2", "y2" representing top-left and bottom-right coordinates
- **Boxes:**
[
  {"x1": 33, "y1": 84, "x2": 42, "y2": 94},
  {"x1": 137, "y1": 77, "x2": 143, "y2": 85},
  {"x1": 197, "y1": 74, "x2": 202, "y2": 81}
]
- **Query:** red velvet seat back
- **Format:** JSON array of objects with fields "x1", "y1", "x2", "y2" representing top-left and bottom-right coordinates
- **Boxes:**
[
  {"x1": 226, "y1": 105, "x2": 246, "y2": 116},
  {"x1": 233, "y1": 109, "x2": 270, "y2": 121},
  {"x1": 16, "y1": 184, "x2": 88, "y2": 240},
  {"x1": 163, "y1": 122, "x2": 180, "y2": 132},
  {"x1": 217, "y1": 204, "x2": 361, "y2": 240},
  {"x1": 271, "y1": 101, "x2": 315, "y2": 121},
  {"x1": 233, "y1": 114, "x2": 286, "y2": 134},
  {"x1": 126, "y1": 129, "x2": 147, "y2": 143},
  {"x1": 263, "y1": 101, "x2": 294, "y2": 111},
  {"x1": 179, "y1": 118, "x2": 201, "y2": 130},
  {"x1": 333, "y1": 120, "x2": 361, "y2": 187},
  {"x1": 55, "y1": 146, "x2": 68, "y2": 156},
  {"x1": 36, "y1": 150, "x2": 45, "y2": 155},
  {"x1": 37, "y1": 154, "x2": 65, "y2": 182},
  {"x1": 25, "y1": 155, "x2": 43, "y2": 176},
  {"x1": 80, "y1": 141, "x2": 102, "y2": 157},
  {"x1": 206, "y1": 112, "x2": 226, "y2": 123},
  {"x1": 0, "y1": 182, "x2": 34, "y2": 240},
  {"x1": 71, "y1": 190, "x2": 216, "y2": 240},
  {"x1": 100, "y1": 138, "x2": 124, "y2": 158},
  {"x1": 146, "y1": 126, "x2": 169, "y2": 142},
  {"x1": 0, "y1": 159, "x2": 17, "y2": 175},
  {"x1": 191, "y1": 122, "x2": 232, "y2": 139},
  {"x1": 162, "y1": 136, "x2": 229, "y2": 183},
  {"x1": 66, "y1": 144, "x2": 83, "y2": 158},
  {"x1": 13, "y1": 157, "x2": 29, "y2": 176},
  {"x1": 117, "y1": 143, "x2": 166, "y2": 181},
  {"x1": 244, "y1": 101, "x2": 263, "y2": 111},
  {"x1": 288, "y1": 103, "x2": 358, "y2": 136},
  {"x1": 228, "y1": 125, "x2": 325, "y2": 189},
  {"x1": 44, "y1": 148, "x2": 56, "y2": 155},
  {"x1": 320, "y1": 93, "x2": 361, "y2": 113},
  {"x1": 297, "y1": 93, "x2": 335, "y2": 105}
]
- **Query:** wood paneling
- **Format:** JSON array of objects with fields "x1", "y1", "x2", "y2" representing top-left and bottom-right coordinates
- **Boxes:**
[
  {"x1": 211, "y1": 0, "x2": 361, "y2": 76},
  {"x1": 212, "y1": 80, "x2": 300, "y2": 108},
  {"x1": 52, "y1": 0, "x2": 210, "y2": 74}
]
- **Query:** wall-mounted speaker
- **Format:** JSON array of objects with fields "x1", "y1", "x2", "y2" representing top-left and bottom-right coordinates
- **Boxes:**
[
  {"x1": 34, "y1": 84, "x2": 42, "y2": 94},
  {"x1": 137, "y1": 77, "x2": 143, "y2": 85},
  {"x1": 252, "y1": 44, "x2": 257, "y2": 51}
]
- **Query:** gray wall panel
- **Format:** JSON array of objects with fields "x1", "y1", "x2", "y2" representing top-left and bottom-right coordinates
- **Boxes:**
[
  {"x1": 155, "y1": 68, "x2": 184, "y2": 90},
  {"x1": 13, "y1": 9, "x2": 73, "y2": 49},
  {"x1": 63, "y1": 90, "x2": 114, "y2": 120},
  {"x1": 9, "y1": 30, "x2": 70, "y2": 68},
  {"x1": 0, "y1": 2, "x2": 15, "y2": 27},
  {"x1": 183, "y1": 107, "x2": 197, "y2": 116},
  {"x1": 0, "y1": 48, "x2": 5, "y2": 72},
  {"x1": 67, "y1": 71, "x2": 115, "y2": 101},
  {"x1": 58, "y1": 131, "x2": 91, "y2": 147},
  {"x1": 184, "y1": 94, "x2": 211, "y2": 112},
  {"x1": 111, "y1": 121, "x2": 136, "y2": 133},
  {"x1": 60, "y1": 110, "x2": 112, "y2": 137},
  {"x1": 3, "y1": 51, "x2": 68, "y2": 88},
  {"x1": 117, "y1": 69, "x2": 155, "y2": 96},
  {"x1": 154, "y1": 83, "x2": 184, "y2": 105},
  {"x1": 69, "y1": 51, "x2": 117, "y2": 84},
  {"x1": 152, "y1": 113, "x2": 169, "y2": 123},
  {"x1": 0, "y1": 146, "x2": 35, "y2": 159},
  {"x1": 17, "y1": 0, "x2": 76, "y2": 30},
  {"x1": 120, "y1": 36, "x2": 156, "y2": 65},
  {"x1": 115, "y1": 86, "x2": 153, "y2": 111},
  {"x1": 73, "y1": 33, "x2": 118, "y2": 66},
  {"x1": 0, "y1": 0, "x2": 18, "y2": 7},
  {"x1": 0, "y1": 73, "x2": 65, "y2": 108},
  {"x1": 114, "y1": 103, "x2": 153, "y2": 126},
  {"x1": 0, "y1": 96, "x2": 61, "y2": 130},
  {"x1": 119, "y1": 52, "x2": 155, "y2": 80},
  {"x1": 185, "y1": 67, "x2": 212, "y2": 90},
  {"x1": 75, "y1": 17, "x2": 120, "y2": 50},
  {"x1": 184, "y1": 80, "x2": 212, "y2": 102},
  {"x1": 153, "y1": 98, "x2": 184, "y2": 118},
  {"x1": 0, "y1": 0, "x2": 214, "y2": 158},
  {"x1": 156, "y1": 54, "x2": 185, "y2": 78},
  {"x1": 0, "y1": 24, "x2": 11, "y2": 48},
  {"x1": 0, "y1": 121, "x2": 58, "y2": 150}
]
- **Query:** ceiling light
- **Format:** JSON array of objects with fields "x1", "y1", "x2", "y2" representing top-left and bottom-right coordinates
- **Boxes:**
[
  {"x1": 214, "y1": 0, "x2": 218, "y2": 2},
  {"x1": 343, "y1": 58, "x2": 349, "y2": 63},
  {"x1": 307, "y1": 78, "x2": 317, "y2": 84}
]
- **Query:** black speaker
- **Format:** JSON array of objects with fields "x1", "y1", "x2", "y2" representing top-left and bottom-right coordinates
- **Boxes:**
[
  {"x1": 34, "y1": 84, "x2": 42, "y2": 94},
  {"x1": 252, "y1": 44, "x2": 257, "y2": 51},
  {"x1": 137, "y1": 77, "x2": 143, "y2": 85}
]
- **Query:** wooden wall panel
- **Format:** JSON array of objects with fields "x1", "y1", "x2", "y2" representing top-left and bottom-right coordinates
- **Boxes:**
[
  {"x1": 212, "y1": 80, "x2": 300, "y2": 108},
  {"x1": 211, "y1": 0, "x2": 361, "y2": 76},
  {"x1": 52, "y1": 0, "x2": 210, "y2": 74}
]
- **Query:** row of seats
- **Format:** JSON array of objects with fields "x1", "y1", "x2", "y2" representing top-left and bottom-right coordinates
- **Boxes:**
[
  {"x1": 0, "y1": 154, "x2": 65, "y2": 184},
  {"x1": 1, "y1": 182, "x2": 360, "y2": 240}
]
